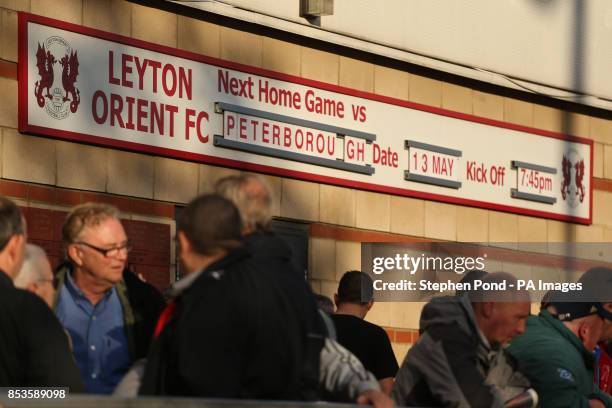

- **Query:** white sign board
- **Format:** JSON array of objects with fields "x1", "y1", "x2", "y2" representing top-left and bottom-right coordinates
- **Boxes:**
[{"x1": 18, "y1": 13, "x2": 593, "y2": 224}]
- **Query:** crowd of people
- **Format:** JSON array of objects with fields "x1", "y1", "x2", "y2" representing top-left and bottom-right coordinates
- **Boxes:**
[{"x1": 0, "y1": 173, "x2": 610, "y2": 408}]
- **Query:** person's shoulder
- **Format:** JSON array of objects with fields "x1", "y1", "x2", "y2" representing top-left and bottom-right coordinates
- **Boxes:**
[
  {"x1": 508, "y1": 320, "x2": 580, "y2": 367},
  {"x1": 511, "y1": 315, "x2": 562, "y2": 347},
  {"x1": 361, "y1": 318, "x2": 390, "y2": 337},
  {"x1": 330, "y1": 313, "x2": 357, "y2": 325},
  {"x1": 123, "y1": 269, "x2": 163, "y2": 296},
  {"x1": 11, "y1": 285, "x2": 47, "y2": 310},
  {"x1": 332, "y1": 314, "x2": 384, "y2": 335},
  {"x1": 11, "y1": 287, "x2": 63, "y2": 329},
  {"x1": 244, "y1": 231, "x2": 291, "y2": 260},
  {"x1": 122, "y1": 270, "x2": 165, "y2": 310}
]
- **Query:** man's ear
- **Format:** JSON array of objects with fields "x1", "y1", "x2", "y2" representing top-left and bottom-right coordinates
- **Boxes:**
[
  {"x1": 578, "y1": 321, "x2": 590, "y2": 342},
  {"x1": 177, "y1": 231, "x2": 194, "y2": 272},
  {"x1": 366, "y1": 300, "x2": 374, "y2": 312},
  {"x1": 333, "y1": 294, "x2": 339, "y2": 308},
  {"x1": 177, "y1": 231, "x2": 191, "y2": 255},
  {"x1": 5, "y1": 234, "x2": 25, "y2": 277},
  {"x1": 67, "y1": 244, "x2": 84, "y2": 266},
  {"x1": 481, "y1": 302, "x2": 494, "y2": 318}
]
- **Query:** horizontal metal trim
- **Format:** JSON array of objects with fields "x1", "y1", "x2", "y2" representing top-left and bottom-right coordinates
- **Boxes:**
[
  {"x1": 511, "y1": 189, "x2": 557, "y2": 205},
  {"x1": 405, "y1": 140, "x2": 462, "y2": 157},
  {"x1": 511, "y1": 160, "x2": 557, "y2": 174},
  {"x1": 213, "y1": 135, "x2": 375, "y2": 175},
  {"x1": 216, "y1": 102, "x2": 376, "y2": 142},
  {"x1": 404, "y1": 171, "x2": 462, "y2": 189}
]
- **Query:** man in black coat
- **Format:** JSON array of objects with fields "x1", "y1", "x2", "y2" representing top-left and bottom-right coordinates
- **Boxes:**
[
  {"x1": 0, "y1": 196, "x2": 83, "y2": 391},
  {"x1": 215, "y1": 174, "x2": 392, "y2": 408},
  {"x1": 140, "y1": 194, "x2": 321, "y2": 399}
]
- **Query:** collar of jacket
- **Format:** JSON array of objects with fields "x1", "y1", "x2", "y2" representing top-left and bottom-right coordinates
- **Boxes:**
[
  {"x1": 166, "y1": 268, "x2": 204, "y2": 298},
  {"x1": 183, "y1": 247, "x2": 250, "y2": 294},
  {"x1": 53, "y1": 261, "x2": 137, "y2": 361},
  {"x1": 459, "y1": 295, "x2": 495, "y2": 351},
  {"x1": 539, "y1": 309, "x2": 595, "y2": 367}
]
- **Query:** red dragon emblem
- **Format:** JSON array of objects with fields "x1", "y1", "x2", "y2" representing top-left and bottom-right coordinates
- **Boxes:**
[
  {"x1": 59, "y1": 51, "x2": 80, "y2": 113},
  {"x1": 561, "y1": 151, "x2": 585, "y2": 206},
  {"x1": 33, "y1": 42, "x2": 55, "y2": 107},
  {"x1": 575, "y1": 159, "x2": 585, "y2": 202},
  {"x1": 33, "y1": 38, "x2": 80, "y2": 119}
]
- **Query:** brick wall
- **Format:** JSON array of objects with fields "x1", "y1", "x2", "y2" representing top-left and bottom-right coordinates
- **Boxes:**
[{"x1": 0, "y1": 179, "x2": 175, "y2": 292}]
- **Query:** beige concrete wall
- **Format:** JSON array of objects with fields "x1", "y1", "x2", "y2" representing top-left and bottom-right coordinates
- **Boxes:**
[{"x1": 3, "y1": 0, "x2": 612, "y2": 363}]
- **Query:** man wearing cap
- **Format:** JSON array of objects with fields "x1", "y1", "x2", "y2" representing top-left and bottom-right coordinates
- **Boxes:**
[
  {"x1": 579, "y1": 267, "x2": 612, "y2": 395},
  {"x1": 507, "y1": 287, "x2": 612, "y2": 407}
]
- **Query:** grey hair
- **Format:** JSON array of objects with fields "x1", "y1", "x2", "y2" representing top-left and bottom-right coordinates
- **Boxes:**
[
  {"x1": 14, "y1": 244, "x2": 50, "y2": 288},
  {"x1": 215, "y1": 174, "x2": 273, "y2": 232}
]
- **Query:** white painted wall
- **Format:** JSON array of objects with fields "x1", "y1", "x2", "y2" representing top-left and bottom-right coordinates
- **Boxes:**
[{"x1": 171, "y1": 0, "x2": 612, "y2": 109}]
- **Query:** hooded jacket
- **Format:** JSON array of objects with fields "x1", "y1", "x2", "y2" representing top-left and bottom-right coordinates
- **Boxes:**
[
  {"x1": 392, "y1": 295, "x2": 530, "y2": 407},
  {"x1": 507, "y1": 311, "x2": 612, "y2": 408}
]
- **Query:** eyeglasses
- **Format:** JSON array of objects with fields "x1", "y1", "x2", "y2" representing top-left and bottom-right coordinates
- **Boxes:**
[{"x1": 74, "y1": 241, "x2": 132, "y2": 258}]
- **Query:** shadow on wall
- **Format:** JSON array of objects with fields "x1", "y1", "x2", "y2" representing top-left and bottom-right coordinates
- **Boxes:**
[{"x1": 561, "y1": 0, "x2": 585, "y2": 273}]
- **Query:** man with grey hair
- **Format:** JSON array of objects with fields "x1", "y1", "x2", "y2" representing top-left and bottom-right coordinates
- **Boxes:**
[
  {"x1": 54, "y1": 202, "x2": 165, "y2": 394},
  {"x1": 393, "y1": 272, "x2": 534, "y2": 407},
  {"x1": 216, "y1": 174, "x2": 307, "y2": 279},
  {"x1": 215, "y1": 173, "x2": 272, "y2": 235},
  {"x1": 216, "y1": 174, "x2": 391, "y2": 408},
  {"x1": 14, "y1": 244, "x2": 55, "y2": 308}
]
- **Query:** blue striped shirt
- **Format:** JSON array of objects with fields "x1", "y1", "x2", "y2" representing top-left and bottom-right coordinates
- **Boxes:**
[{"x1": 56, "y1": 273, "x2": 131, "y2": 394}]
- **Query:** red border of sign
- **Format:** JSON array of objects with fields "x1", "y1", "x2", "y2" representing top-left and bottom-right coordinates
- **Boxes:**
[{"x1": 17, "y1": 12, "x2": 593, "y2": 225}]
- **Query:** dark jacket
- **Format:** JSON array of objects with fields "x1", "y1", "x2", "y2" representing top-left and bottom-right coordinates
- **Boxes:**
[
  {"x1": 392, "y1": 295, "x2": 530, "y2": 407},
  {"x1": 244, "y1": 231, "x2": 324, "y2": 397},
  {"x1": 508, "y1": 311, "x2": 612, "y2": 408},
  {"x1": 140, "y1": 247, "x2": 323, "y2": 400},
  {"x1": 244, "y1": 232, "x2": 382, "y2": 402},
  {"x1": 53, "y1": 262, "x2": 165, "y2": 362},
  {"x1": 0, "y1": 271, "x2": 84, "y2": 391},
  {"x1": 243, "y1": 231, "x2": 302, "y2": 277}
]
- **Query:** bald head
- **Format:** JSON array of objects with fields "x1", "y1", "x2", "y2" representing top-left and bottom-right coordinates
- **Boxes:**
[
  {"x1": 14, "y1": 244, "x2": 55, "y2": 308},
  {"x1": 470, "y1": 272, "x2": 531, "y2": 348}
]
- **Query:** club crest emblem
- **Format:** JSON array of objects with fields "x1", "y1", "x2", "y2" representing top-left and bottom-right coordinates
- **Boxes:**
[
  {"x1": 33, "y1": 36, "x2": 80, "y2": 120},
  {"x1": 561, "y1": 149, "x2": 585, "y2": 208}
]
